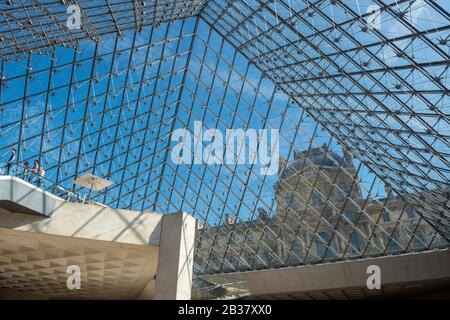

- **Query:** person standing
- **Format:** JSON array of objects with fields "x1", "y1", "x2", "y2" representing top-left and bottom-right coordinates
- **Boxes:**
[
  {"x1": 21, "y1": 160, "x2": 31, "y2": 181},
  {"x1": 31, "y1": 160, "x2": 39, "y2": 184},
  {"x1": 36, "y1": 163, "x2": 46, "y2": 187},
  {"x1": 6, "y1": 148, "x2": 16, "y2": 175}
]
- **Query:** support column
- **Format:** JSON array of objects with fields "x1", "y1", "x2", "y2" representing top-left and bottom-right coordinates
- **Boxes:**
[{"x1": 154, "y1": 212, "x2": 196, "y2": 300}]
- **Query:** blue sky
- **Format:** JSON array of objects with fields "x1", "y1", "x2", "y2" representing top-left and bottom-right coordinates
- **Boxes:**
[{"x1": 0, "y1": 3, "x2": 448, "y2": 228}]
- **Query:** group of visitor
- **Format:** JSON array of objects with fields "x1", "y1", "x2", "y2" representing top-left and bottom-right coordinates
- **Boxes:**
[{"x1": 2, "y1": 148, "x2": 46, "y2": 187}]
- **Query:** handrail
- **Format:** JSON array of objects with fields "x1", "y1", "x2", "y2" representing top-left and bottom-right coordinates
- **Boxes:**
[{"x1": 0, "y1": 161, "x2": 85, "y2": 203}]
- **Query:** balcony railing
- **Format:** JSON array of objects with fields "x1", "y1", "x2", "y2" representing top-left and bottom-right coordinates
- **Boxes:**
[{"x1": 0, "y1": 162, "x2": 88, "y2": 204}]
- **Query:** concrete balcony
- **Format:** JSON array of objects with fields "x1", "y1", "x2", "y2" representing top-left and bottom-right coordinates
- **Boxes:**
[
  {"x1": 0, "y1": 176, "x2": 196, "y2": 300},
  {"x1": 0, "y1": 175, "x2": 65, "y2": 217}
]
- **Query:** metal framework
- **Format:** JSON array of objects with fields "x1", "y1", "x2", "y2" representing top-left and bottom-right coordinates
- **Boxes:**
[{"x1": 0, "y1": 0, "x2": 448, "y2": 279}]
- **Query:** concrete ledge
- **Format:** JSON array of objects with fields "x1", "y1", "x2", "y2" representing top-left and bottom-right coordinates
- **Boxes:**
[
  {"x1": 0, "y1": 176, "x2": 63, "y2": 217},
  {"x1": 203, "y1": 248, "x2": 450, "y2": 299},
  {"x1": 0, "y1": 201, "x2": 165, "y2": 246},
  {"x1": 0, "y1": 202, "x2": 197, "y2": 299},
  {"x1": 0, "y1": 176, "x2": 167, "y2": 246},
  {"x1": 0, "y1": 177, "x2": 198, "y2": 299}
]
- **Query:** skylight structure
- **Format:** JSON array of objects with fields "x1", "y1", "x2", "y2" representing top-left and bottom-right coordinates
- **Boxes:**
[{"x1": 0, "y1": 0, "x2": 448, "y2": 277}]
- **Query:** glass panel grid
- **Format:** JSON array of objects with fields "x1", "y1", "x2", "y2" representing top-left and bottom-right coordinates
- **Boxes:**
[{"x1": 0, "y1": 1, "x2": 448, "y2": 282}]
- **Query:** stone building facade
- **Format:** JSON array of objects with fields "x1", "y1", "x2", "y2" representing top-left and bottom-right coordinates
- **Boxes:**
[{"x1": 195, "y1": 145, "x2": 442, "y2": 273}]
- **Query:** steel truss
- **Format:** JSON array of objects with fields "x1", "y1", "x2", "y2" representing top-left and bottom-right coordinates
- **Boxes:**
[{"x1": 0, "y1": 0, "x2": 448, "y2": 279}]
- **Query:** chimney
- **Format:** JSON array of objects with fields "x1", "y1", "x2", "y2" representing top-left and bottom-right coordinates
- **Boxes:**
[
  {"x1": 384, "y1": 183, "x2": 393, "y2": 198},
  {"x1": 342, "y1": 146, "x2": 353, "y2": 166},
  {"x1": 278, "y1": 156, "x2": 287, "y2": 173}
]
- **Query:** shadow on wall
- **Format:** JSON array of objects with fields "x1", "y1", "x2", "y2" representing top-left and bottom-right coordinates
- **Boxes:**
[{"x1": 0, "y1": 176, "x2": 165, "y2": 246}]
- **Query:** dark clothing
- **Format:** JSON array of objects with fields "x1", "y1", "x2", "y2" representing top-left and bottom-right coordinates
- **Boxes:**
[
  {"x1": 6, "y1": 152, "x2": 15, "y2": 175},
  {"x1": 5, "y1": 163, "x2": 11, "y2": 175},
  {"x1": 7, "y1": 153, "x2": 16, "y2": 163}
]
